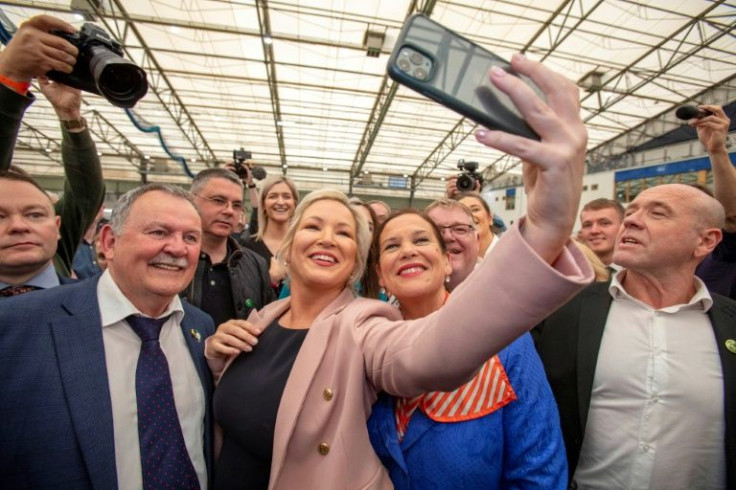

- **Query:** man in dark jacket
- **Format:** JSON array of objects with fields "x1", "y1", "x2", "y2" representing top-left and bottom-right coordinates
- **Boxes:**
[
  {"x1": 0, "y1": 15, "x2": 104, "y2": 295},
  {"x1": 535, "y1": 183, "x2": 736, "y2": 489},
  {"x1": 183, "y1": 168, "x2": 274, "y2": 326}
]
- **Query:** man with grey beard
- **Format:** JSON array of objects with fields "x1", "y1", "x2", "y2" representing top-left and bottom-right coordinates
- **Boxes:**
[{"x1": 0, "y1": 183, "x2": 215, "y2": 489}]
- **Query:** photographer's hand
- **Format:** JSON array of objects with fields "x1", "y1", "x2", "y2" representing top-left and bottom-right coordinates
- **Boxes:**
[
  {"x1": 445, "y1": 177, "x2": 459, "y2": 199},
  {"x1": 39, "y1": 76, "x2": 82, "y2": 122},
  {"x1": 0, "y1": 15, "x2": 77, "y2": 84},
  {"x1": 474, "y1": 54, "x2": 587, "y2": 265}
]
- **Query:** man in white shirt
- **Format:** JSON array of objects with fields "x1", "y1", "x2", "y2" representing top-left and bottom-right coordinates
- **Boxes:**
[
  {"x1": 0, "y1": 183, "x2": 215, "y2": 489},
  {"x1": 535, "y1": 183, "x2": 736, "y2": 489}
]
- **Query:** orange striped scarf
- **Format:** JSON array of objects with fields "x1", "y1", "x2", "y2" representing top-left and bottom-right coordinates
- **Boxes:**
[{"x1": 395, "y1": 355, "x2": 517, "y2": 441}]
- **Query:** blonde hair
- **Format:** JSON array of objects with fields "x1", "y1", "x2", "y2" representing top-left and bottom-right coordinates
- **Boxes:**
[
  {"x1": 277, "y1": 189, "x2": 371, "y2": 290},
  {"x1": 573, "y1": 239, "x2": 610, "y2": 282},
  {"x1": 255, "y1": 175, "x2": 299, "y2": 241}
]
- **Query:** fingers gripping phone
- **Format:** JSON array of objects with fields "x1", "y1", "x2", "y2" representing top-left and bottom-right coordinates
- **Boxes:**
[{"x1": 388, "y1": 14, "x2": 541, "y2": 140}]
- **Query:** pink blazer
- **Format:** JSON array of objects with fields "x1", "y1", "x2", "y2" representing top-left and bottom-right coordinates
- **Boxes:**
[{"x1": 208, "y1": 223, "x2": 593, "y2": 489}]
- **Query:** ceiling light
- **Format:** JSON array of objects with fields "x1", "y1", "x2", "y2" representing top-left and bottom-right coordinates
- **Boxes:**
[
  {"x1": 263, "y1": 35, "x2": 273, "y2": 45},
  {"x1": 578, "y1": 70, "x2": 608, "y2": 93},
  {"x1": 363, "y1": 28, "x2": 385, "y2": 58}
]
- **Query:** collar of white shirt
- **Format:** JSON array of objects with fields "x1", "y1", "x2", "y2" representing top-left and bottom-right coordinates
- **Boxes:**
[
  {"x1": 97, "y1": 269, "x2": 185, "y2": 327},
  {"x1": 608, "y1": 269, "x2": 713, "y2": 313}
]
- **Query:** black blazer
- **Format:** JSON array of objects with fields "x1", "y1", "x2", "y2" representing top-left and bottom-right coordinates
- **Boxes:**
[{"x1": 533, "y1": 281, "x2": 736, "y2": 488}]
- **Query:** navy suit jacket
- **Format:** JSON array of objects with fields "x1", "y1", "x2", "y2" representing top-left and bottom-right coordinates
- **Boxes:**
[
  {"x1": 0, "y1": 276, "x2": 215, "y2": 489},
  {"x1": 533, "y1": 281, "x2": 736, "y2": 488}
]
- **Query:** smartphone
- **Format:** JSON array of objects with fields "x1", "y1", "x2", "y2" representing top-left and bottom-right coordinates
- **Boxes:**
[{"x1": 387, "y1": 14, "x2": 541, "y2": 140}]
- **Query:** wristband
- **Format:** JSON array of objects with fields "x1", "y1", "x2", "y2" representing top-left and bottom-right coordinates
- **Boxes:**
[
  {"x1": 248, "y1": 183, "x2": 257, "y2": 189},
  {"x1": 0, "y1": 74, "x2": 30, "y2": 95}
]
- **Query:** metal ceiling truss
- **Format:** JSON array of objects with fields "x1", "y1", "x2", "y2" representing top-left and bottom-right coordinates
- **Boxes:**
[
  {"x1": 348, "y1": 0, "x2": 437, "y2": 195},
  {"x1": 0, "y1": 0, "x2": 219, "y2": 168},
  {"x1": 587, "y1": 73, "x2": 736, "y2": 171},
  {"x1": 409, "y1": 117, "x2": 478, "y2": 204},
  {"x1": 95, "y1": 0, "x2": 219, "y2": 166},
  {"x1": 86, "y1": 109, "x2": 146, "y2": 164},
  {"x1": 14, "y1": 122, "x2": 62, "y2": 164},
  {"x1": 0, "y1": 0, "x2": 733, "y2": 197},
  {"x1": 580, "y1": 1, "x2": 729, "y2": 123},
  {"x1": 255, "y1": 0, "x2": 287, "y2": 171}
]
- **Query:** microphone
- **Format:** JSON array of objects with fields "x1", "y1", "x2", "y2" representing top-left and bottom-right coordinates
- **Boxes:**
[{"x1": 675, "y1": 105, "x2": 713, "y2": 120}]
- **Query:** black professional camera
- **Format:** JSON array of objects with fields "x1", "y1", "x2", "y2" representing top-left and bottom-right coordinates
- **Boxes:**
[
  {"x1": 456, "y1": 160, "x2": 483, "y2": 192},
  {"x1": 233, "y1": 148, "x2": 267, "y2": 181},
  {"x1": 49, "y1": 23, "x2": 148, "y2": 109}
]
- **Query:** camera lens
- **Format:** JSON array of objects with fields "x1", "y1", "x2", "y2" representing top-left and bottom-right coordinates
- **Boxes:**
[
  {"x1": 89, "y1": 45, "x2": 148, "y2": 108},
  {"x1": 409, "y1": 52, "x2": 424, "y2": 65},
  {"x1": 457, "y1": 174, "x2": 476, "y2": 192},
  {"x1": 413, "y1": 67, "x2": 428, "y2": 80},
  {"x1": 397, "y1": 58, "x2": 411, "y2": 72}
]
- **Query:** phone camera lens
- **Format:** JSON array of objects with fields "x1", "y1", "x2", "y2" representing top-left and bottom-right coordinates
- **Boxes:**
[
  {"x1": 397, "y1": 58, "x2": 411, "y2": 72},
  {"x1": 409, "y1": 52, "x2": 424, "y2": 65},
  {"x1": 413, "y1": 67, "x2": 428, "y2": 80}
]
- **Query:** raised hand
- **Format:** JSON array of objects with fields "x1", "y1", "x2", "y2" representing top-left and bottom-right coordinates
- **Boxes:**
[
  {"x1": 474, "y1": 54, "x2": 587, "y2": 264},
  {"x1": 0, "y1": 15, "x2": 77, "y2": 83}
]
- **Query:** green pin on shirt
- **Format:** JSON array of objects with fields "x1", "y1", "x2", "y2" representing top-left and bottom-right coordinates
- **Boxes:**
[
  {"x1": 726, "y1": 339, "x2": 736, "y2": 354},
  {"x1": 245, "y1": 298, "x2": 254, "y2": 308}
]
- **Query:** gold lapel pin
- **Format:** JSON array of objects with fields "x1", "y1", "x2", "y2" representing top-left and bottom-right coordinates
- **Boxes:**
[{"x1": 190, "y1": 329, "x2": 202, "y2": 343}]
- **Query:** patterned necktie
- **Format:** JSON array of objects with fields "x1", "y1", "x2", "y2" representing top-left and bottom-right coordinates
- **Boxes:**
[
  {"x1": 0, "y1": 285, "x2": 42, "y2": 297},
  {"x1": 126, "y1": 315, "x2": 200, "y2": 490}
]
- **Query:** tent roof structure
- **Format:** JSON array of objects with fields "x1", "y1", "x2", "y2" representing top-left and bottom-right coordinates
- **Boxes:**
[{"x1": 2, "y1": 0, "x2": 734, "y2": 200}]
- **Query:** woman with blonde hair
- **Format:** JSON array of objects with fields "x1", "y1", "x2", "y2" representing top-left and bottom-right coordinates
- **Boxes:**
[{"x1": 244, "y1": 175, "x2": 299, "y2": 294}]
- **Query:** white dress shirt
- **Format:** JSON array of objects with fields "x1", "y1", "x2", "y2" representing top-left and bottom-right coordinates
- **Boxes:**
[
  {"x1": 97, "y1": 271, "x2": 207, "y2": 490},
  {"x1": 573, "y1": 272, "x2": 725, "y2": 489},
  {"x1": 483, "y1": 234, "x2": 501, "y2": 258}
]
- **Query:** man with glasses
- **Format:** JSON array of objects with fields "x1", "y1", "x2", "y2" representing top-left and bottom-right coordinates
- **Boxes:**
[
  {"x1": 184, "y1": 168, "x2": 274, "y2": 327},
  {"x1": 425, "y1": 199, "x2": 479, "y2": 291}
]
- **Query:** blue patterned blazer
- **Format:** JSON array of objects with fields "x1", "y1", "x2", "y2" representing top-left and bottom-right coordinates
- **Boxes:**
[{"x1": 0, "y1": 276, "x2": 215, "y2": 489}]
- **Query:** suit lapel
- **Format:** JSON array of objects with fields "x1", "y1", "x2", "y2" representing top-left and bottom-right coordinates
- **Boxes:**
[
  {"x1": 576, "y1": 283, "x2": 613, "y2": 433},
  {"x1": 179, "y1": 307, "x2": 210, "y2": 393},
  {"x1": 51, "y1": 279, "x2": 118, "y2": 490},
  {"x1": 179, "y1": 305, "x2": 215, "y2": 482},
  {"x1": 269, "y1": 289, "x2": 354, "y2": 488},
  {"x1": 707, "y1": 296, "x2": 736, "y2": 487}
]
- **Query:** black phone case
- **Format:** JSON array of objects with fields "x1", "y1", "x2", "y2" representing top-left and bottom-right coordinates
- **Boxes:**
[{"x1": 387, "y1": 14, "x2": 540, "y2": 140}]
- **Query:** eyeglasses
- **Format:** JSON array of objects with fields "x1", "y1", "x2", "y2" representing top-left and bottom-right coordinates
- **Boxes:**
[
  {"x1": 194, "y1": 194, "x2": 244, "y2": 212},
  {"x1": 436, "y1": 224, "x2": 475, "y2": 237}
]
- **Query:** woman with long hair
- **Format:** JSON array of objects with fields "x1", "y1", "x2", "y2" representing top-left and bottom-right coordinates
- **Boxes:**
[
  {"x1": 458, "y1": 193, "x2": 498, "y2": 258},
  {"x1": 366, "y1": 209, "x2": 567, "y2": 489},
  {"x1": 244, "y1": 175, "x2": 299, "y2": 294}
]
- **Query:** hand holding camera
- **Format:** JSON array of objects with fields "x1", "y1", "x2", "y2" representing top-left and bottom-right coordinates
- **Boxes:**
[
  {"x1": 445, "y1": 160, "x2": 482, "y2": 198},
  {"x1": 232, "y1": 148, "x2": 267, "y2": 182},
  {"x1": 48, "y1": 23, "x2": 148, "y2": 108},
  {"x1": 0, "y1": 15, "x2": 77, "y2": 84},
  {"x1": 38, "y1": 76, "x2": 82, "y2": 121}
]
